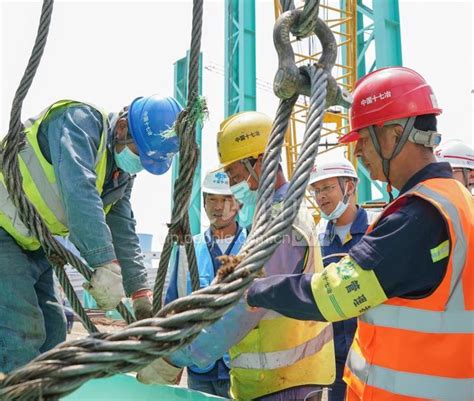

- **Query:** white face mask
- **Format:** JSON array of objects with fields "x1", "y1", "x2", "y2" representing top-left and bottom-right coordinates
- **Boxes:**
[
  {"x1": 230, "y1": 180, "x2": 258, "y2": 227},
  {"x1": 320, "y1": 200, "x2": 349, "y2": 221},
  {"x1": 320, "y1": 181, "x2": 351, "y2": 221}
]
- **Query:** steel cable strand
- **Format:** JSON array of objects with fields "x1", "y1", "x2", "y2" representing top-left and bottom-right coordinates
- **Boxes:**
[
  {"x1": 244, "y1": 0, "x2": 321, "y2": 248},
  {"x1": 152, "y1": 101, "x2": 203, "y2": 313},
  {"x1": 153, "y1": 0, "x2": 204, "y2": 313},
  {"x1": 291, "y1": 0, "x2": 320, "y2": 39},
  {"x1": 225, "y1": 66, "x2": 327, "y2": 283},
  {"x1": 2, "y1": 0, "x2": 53, "y2": 144},
  {"x1": 280, "y1": 0, "x2": 295, "y2": 13},
  {"x1": 240, "y1": 96, "x2": 297, "y2": 251},
  {"x1": 192, "y1": 67, "x2": 326, "y2": 295},
  {"x1": 52, "y1": 264, "x2": 99, "y2": 334}
]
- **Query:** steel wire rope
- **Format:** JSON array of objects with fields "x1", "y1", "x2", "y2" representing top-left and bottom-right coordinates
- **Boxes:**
[{"x1": 152, "y1": 0, "x2": 205, "y2": 313}]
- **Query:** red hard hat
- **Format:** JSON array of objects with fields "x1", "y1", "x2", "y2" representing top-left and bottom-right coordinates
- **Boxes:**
[{"x1": 339, "y1": 67, "x2": 442, "y2": 143}]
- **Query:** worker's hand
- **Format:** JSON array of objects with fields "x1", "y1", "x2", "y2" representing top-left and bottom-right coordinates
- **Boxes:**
[
  {"x1": 136, "y1": 358, "x2": 183, "y2": 385},
  {"x1": 244, "y1": 289, "x2": 261, "y2": 313},
  {"x1": 131, "y1": 289, "x2": 153, "y2": 320},
  {"x1": 83, "y1": 261, "x2": 125, "y2": 311}
]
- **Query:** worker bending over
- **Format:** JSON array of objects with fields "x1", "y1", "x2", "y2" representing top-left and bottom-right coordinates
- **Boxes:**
[{"x1": 0, "y1": 95, "x2": 181, "y2": 373}]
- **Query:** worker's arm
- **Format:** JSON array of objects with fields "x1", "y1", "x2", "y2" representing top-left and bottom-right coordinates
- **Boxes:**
[
  {"x1": 105, "y1": 181, "x2": 149, "y2": 296},
  {"x1": 43, "y1": 104, "x2": 116, "y2": 267},
  {"x1": 247, "y1": 256, "x2": 387, "y2": 322},
  {"x1": 167, "y1": 234, "x2": 307, "y2": 368},
  {"x1": 248, "y1": 197, "x2": 449, "y2": 321}
]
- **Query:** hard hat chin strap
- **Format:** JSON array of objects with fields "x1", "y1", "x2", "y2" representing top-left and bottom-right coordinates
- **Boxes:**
[
  {"x1": 461, "y1": 168, "x2": 470, "y2": 189},
  {"x1": 367, "y1": 116, "x2": 417, "y2": 202},
  {"x1": 242, "y1": 158, "x2": 260, "y2": 184}
]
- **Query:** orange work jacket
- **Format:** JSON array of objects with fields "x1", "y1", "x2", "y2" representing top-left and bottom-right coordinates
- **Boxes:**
[{"x1": 344, "y1": 178, "x2": 474, "y2": 400}]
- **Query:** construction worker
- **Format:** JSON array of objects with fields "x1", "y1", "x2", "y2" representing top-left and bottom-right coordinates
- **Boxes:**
[
  {"x1": 309, "y1": 158, "x2": 376, "y2": 401},
  {"x1": 435, "y1": 139, "x2": 474, "y2": 194},
  {"x1": 0, "y1": 95, "x2": 182, "y2": 373},
  {"x1": 138, "y1": 171, "x2": 246, "y2": 397},
  {"x1": 246, "y1": 67, "x2": 474, "y2": 400},
  {"x1": 138, "y1": 111, "x2": 335, "y2": 401}
]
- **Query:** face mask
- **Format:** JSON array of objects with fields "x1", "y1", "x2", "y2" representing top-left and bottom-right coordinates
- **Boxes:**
[
  {"x1": 114, "y1": 146, "x2": 144, "y2": 174},
  {"x1": 320, "y1": 200, "x2": 349, "y2": 221},
  {"x1": 320, "y1": 182, "x2": 351, "y2": 221},
  {"x1": 230, "y1": 180, "x2": 258, "y2": 227}
]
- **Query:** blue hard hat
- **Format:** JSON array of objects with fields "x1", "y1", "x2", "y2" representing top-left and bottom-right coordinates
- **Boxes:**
[{"x1": 128, "y1": 95, "x2": 182, "y2": 175}]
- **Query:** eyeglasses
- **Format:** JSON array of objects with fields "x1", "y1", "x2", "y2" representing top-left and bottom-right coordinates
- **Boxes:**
[{"x1": 309, "y1": 184, "x2": 337, "y2": 197}]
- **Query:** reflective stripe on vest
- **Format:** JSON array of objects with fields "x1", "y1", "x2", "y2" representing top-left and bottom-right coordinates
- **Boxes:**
[
  {"x1": 229, "y1": 202, "x2": 335, "y2": 401},
  {"x1": 360, "y1": 304, "x2": 474, "y2": 333},
  {"x1": 0, "y1": 100, "x2": 108, "y2": 249},
  {"x1": 231, "y1": 323, "x2": 333, "y2": 370},
  {"x1": 0, "y1": 178, "x2": 31, "y2": 237},
  {"x1": 19, "y1": 134, "x2": 67, "y2": 226},
  {"x1": 344, "y1": 178, "x2": 474, "y2": 400},
  {"x1": 413, "y1": 184, "x2": 467, "y2": 308},
  {"x1": 346, "y1": 346, "x2": 473, "y2": 400}
]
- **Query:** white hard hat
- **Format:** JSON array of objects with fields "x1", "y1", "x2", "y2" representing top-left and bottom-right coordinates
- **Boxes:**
[
  {"x1": 308, "y1": 158, "x2": 358, "y2": 185},
  {"x1": 435, "y1": 140, "x2": 474, "y2": 170},
  {"x1": 201, "y1": 171, "x2": 233, "y2": 195}
]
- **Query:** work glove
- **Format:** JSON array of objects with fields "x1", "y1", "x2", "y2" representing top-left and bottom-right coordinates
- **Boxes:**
[
  {"x1": 83, "y1": 261, "x2": 125, "y2": 311},
  {"x1": 131, "y1": 289, "x2": 153, "y2": 320},
  {"x1": 136, "y1": 358, "x2": 183, "y2": 385}
]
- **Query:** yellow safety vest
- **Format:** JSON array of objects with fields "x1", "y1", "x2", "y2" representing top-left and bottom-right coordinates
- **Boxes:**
[
  {"x1": 229, "y1": 202, "x2": 335, "y2": 401},
  {"x1": 0, "y1": 100, "x2": 108, "y2": 250}
]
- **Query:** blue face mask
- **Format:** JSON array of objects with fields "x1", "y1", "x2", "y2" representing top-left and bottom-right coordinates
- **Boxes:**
[
  {"x1": 114, "y1": 146, "x2": 144, "y2": 174},
  {"x1": 230, "y1": 180, "x2": 258, "y2": 227}
]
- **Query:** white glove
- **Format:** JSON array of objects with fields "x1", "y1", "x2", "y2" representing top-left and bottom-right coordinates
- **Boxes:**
[
  {"x1": 83, "y1": 261, "x2": 125, "y2": 311},
  {"x1": 136, "y1": 358, "x2": 183, "y2": 385}
]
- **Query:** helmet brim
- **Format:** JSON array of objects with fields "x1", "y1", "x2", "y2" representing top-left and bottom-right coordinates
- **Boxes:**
[
  {"x1": 308, "y1": 172, "x2": 359, "y2": 186},
  {"x1": 138, "y1": 150, "x2": 174, "y2": 175},
  {"x1": 339, "y1": 130, "x2": 360, "y2": 144},
  {"x1": 202, "y1": 188, "x2": 234, "y2": 196}
]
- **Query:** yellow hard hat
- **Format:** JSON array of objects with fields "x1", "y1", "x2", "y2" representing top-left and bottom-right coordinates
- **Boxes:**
[{"x1": 217, "y1": 111, "x2": 273, "y2": 168}]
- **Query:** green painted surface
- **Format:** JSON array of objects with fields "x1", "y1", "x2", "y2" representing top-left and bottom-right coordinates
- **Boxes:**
[
  {"x1": 224, "y1": 0, "x2": 256, "y2": 117},
  {"x1": 63, "y1": 374, "x2": 225, "y2": 400},
  {"x1": 355, "y1": 0, "x2": 402, "y2": 203}
]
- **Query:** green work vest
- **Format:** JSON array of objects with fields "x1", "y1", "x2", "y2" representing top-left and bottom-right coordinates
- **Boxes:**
[{"x1": 0, "y1": 100, "x2": 108, "y2": 250}]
